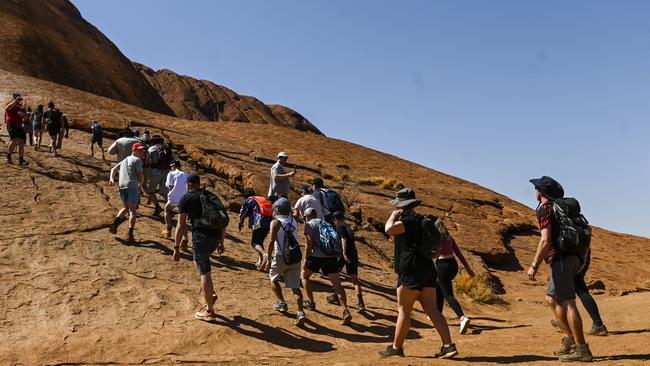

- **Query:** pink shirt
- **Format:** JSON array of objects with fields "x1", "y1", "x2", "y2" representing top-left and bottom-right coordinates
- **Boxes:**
[{"x1": 438, "y1": 236, "x2": 470, "y2": 269}]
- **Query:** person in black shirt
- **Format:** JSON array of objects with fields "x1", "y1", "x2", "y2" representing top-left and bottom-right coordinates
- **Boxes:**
[
  {"x1": 380, "y1": 188, "x2": 457, "y2": 359},
  {"x1": 172, "y1": 174, "x2": 226, "y2": 323},
  {"x1": 331, "y1": 211, "x2": 365, "y2": 312}
]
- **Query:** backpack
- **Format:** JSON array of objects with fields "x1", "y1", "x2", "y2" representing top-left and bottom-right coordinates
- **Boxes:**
[
  {"x1": 416, "y1": 214, "x2": 442, "y2": 259},
  {"x1": 553, "y1": 198, "x2": 591, "y2": 258},
  {"x1": 320, "y1": 189, "x2": 345, "y2": 214},
  {"x1": 194, "y1": 190, "x2": 230, "y2": 231},
  {"x1": 281, "y1": 219, "x2": 303, "y2": 265},
  {"x1": 151, "y1": 144, "x2": 173, "y2": 170},
  {"x1": 46, "y1": 109, "x2": 62, "y2": 128},
  {"x1": 92, "y1": 124, "x2": 103, "y2": 136},
  {"x1": 251, "y1": 196, "x2": 273, "y2": 217},
  {"x1": 314, "y1": 219, "x2": 342, "y2": 256}
]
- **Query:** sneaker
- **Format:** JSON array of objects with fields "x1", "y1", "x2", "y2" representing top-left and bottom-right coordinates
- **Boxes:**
[
  {"x1": 327, "y1": 293, "x2": 340, "y2": 305},
  {"x1": 435, "y1": 343, "x2": 459, "y2": 359},
  {"x1": 109, "y1": 216, "x2": 126, "y2": 234},
  {"x1": 559, "y1": 343, "x2": 593, "y2": 362},
  {"x1": 342, "y1": 308, "x2": 352, "y2": 325},
  {"x1": 194, "y1": 308, "x2": 217, "y2": 322},
  {"x1": 303, "y1": 300, "x2": 316, "y2": 311},
  {"x1": 294, "y1": 311, "x2": 306, "y2": 326},
  {"x1": 356, "y1": 303, "x2": 366, "y2": 312},
  {"x1": 588, "y1": 324, "x2": 608, "y2": 336},
  {"x1": 379, "y1": 344, "x2": 404, "y2": 357},
  {"x1": 153, "y1": 206, "x2": 163, "y2": 217},
  {"x1": 273, "y1": 301, "x2": 288, "y2": 312},
  {"x1": 18, "y1": 158, "x2": 28, "y2": 166},
  {"x1": 554, "y1": 336, "x2": 576, "y2": 356},
  {"x1": 459, "y1": 315, "x2": 471, "y2": 334}
]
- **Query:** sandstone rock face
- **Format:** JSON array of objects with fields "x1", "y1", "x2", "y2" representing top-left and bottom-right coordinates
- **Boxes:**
[
  {"x1": 0, "y1": 0, "x2": 173, "y2": 115},
  {"x1": 134, "y1": 63, "x2": 322, "y2": 135}
]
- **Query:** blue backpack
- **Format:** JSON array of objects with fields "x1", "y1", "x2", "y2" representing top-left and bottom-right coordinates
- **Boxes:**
[
  {"x1": 314, "y1": 219, "x2": 342, "y2": 256},
  {"x1": 319, "y1": 189, "x2": 345, "y2": 214}
]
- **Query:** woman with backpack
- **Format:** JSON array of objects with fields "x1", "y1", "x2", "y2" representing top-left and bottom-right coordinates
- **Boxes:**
[
  {"x1": 262, "y1": 198, "x2": 306, "y2": 326},
  {"x1": 434, "y1": 219, "x2": 475, "y2": 335},
  {"x1": 31, "y1": 104, "x2": 44, "y2": 150},
  {"x1": 238, "y1": 188, "x2": 273, "y2": 270}
]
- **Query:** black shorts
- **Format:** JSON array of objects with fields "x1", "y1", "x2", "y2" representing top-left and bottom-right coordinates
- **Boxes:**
[
  {"x1": 92, "y1": 136, "x2": 103, "y2": 146},
  {"x1": 251, "y1": 227, "x2": 269, "y2": 248},
  {"x1": 397, "y1": 269, "x2": 437, "y2": 291},
  {"x1": 338, "y1": 254, "x2": 359, "y2": 276},
  {"x1": 8, "y1": 125, "x2": 26, "y2": 141},
  {"x1": 306, "y1": 256, "x2": 340, "y2": 276}
]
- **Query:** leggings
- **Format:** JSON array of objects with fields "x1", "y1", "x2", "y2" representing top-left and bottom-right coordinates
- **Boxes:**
[
  {"x1": 436, "y1": 257, "x2": 465, "y2": 318},
  {"x1": 575, "y1": 270, "x2": 603, "y2": 327}
]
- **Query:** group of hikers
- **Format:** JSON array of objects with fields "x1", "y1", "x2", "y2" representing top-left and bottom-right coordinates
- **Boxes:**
[
  {"x1": 4, "y1": 94, "x2": 70, "y2": 164},
  {"x1": 4, "y1": 106, "x2": 608, "y2": 362}
]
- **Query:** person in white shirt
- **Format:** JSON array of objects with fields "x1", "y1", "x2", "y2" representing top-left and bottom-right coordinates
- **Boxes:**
[
  {"x1": 293, "y1": 185, "x2": 325, "y2": 221},
  {"x1": 163, "y1": 160, "x2": 189, "y2": 249}
]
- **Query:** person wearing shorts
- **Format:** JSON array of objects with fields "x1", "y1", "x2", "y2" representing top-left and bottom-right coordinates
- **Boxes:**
[
  {"x1": 22, "y1": 107, "x2": 33, "y2": 147},
  {"x1": 239, "y1": 188, "x2": 273, "y2": 270},
  {"x1": 332, "y1": 211, "x2": 365, "y2": 311},
  {"x1": 380, "y1": 188, "x2": 457, "y2": 359},
  {"x1": 31, "y1": 104, "x2": 44, "y2": 150},
  {"x1": 172, "y1": 174, "x2": 226, "y2": 323},
  {"x1": 5, "y1": 94, "x2": 28, "y2": 165},
  {"x1": 301, "y1": 208, "x2": 352, "y2": 325},
  {"x1": 262, "y1": 198, "x2": 306, "y2": 326},
  {"x1": 527, "y1": 176, "x2": 593, "y2": 361},
  {"x1": 163, "y1": 160, "x2": 188, "y2": 248},
  {"x1": 109, "y1": 143, "x2": 146, "y2": 243},
  {"x1": 90, "y1": 121, "x2": 105, "y2": 159},
  {"x1": 43, "y1": 101, "x2": 62, "y2": 157}
]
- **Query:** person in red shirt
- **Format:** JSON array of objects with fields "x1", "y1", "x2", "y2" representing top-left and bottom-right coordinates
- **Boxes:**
[
  {"x1": 5, "y1": 94, "x2": 28, "y2": 165},
  {"x1": 527, "y1": 176, "x2": 593, "y2": 362}
]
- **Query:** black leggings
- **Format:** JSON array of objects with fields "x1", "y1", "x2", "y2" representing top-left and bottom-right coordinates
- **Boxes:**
[
  {"x1": 436, "y1": 257, "x2": 465, "y2": 318},
  {"x1": 575, "y1": 271, "x2": 604, "y2": 327}
]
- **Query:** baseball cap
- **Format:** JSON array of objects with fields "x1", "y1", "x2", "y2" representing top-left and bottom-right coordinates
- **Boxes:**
[
  {"x1": 132, "y1": 142, "x2": 146, "y2": 151},
  {"x1": 186, "y1": 174, "x2": 200, "y2": 184}
]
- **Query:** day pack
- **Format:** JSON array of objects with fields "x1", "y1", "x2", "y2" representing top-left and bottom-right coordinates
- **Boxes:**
[
  {"x1": 281, "y1": 219, "x2": 303, "y2": 265},
  {"x1": 151, "y1": 144, "x2": 173, "y2": 170},
  {"x1": 320, "y1": 188, "x2": 345, "y2": 214},
  {"x1": 416, "y1": 214, "x2": 442, "y2": 259},
  {"x1": 314, "y1": 219, "x2": 342, "y2": 256},
  {"x1": 194, "y1": 190, "x2": 230, "y2": 231},
  {"x1": 46, "y1": 109, "x2": 62, "y2": 128},
  {"x1": 251, "y1": 196, "x2": 274, "y2": 217},
  {"x1": 552, "y1": 197, "x2": 591, "y2": 258}
]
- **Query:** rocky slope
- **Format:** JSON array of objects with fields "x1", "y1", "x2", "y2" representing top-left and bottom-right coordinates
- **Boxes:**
[{"x1": 134, "y1": 63, "x2": 322, "y2": 134}]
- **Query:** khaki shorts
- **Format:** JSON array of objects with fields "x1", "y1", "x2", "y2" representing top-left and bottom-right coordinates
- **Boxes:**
[{"x1": 269, "y1": 255, "x2": 301, "y2": 289}]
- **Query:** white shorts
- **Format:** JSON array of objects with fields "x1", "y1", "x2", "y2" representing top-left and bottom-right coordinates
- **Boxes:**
[{"x1": 269, "y1": 255, "x2": 301, "y2": 289}]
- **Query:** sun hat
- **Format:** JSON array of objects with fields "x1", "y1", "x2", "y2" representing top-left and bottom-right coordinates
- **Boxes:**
[
  {"x1": 529, "y1": 176, "x2": 564, "y2": 200},
  {"x1": 389, "y1": 188, "x2": 422, "y2": 208},
  {"x1": 277, "y1": 151, "x2": 289, "y2": 158},
  {"x1": 273, "y1": 197, "x2": 292, "y2": 216}
]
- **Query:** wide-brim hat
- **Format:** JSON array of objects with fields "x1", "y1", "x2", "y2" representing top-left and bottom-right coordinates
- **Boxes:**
[
  {"x1": 389, "y1": 188, "x2": 422, "y2": 208},
  {"x1": 277, "y1": 151, "x2": 289, "y2": 158},
  {"x1": 529, "y1": 176, "x2": 564, "y2": 200}
]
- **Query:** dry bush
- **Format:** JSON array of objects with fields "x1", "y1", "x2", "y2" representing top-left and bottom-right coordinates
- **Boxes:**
[
  {"x1": 454, "y1": 272, "x2": 501, "y2": 304},
  {"x1": 340, "y1": 188, "x2": 360, "y2": 209},
  {"x1": 381, "y1": 179, "x2": 405, "y2": 191},
  {"x1": 357, "y1": 176, "x2": 385, "y2": 186}
]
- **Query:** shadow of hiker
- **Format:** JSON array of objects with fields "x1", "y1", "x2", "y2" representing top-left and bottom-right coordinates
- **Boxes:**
[
  {"x1": 212, "y1": 254, "x2": 258, "y2": 272},
  {"x1": 301, "y1": 318, "x2": 400, "y2": 344},
  {"x1": 595, "y1": 354, "x2": 650, "y2": 362},
  {"x1": 225, "y1": 232, "x2": 245, "y2": 244},
  {"x1": 467, "y1": 323, "x2": 531, "y2": 335},
  {"x1": 115, "y1": 237, "x2": 173, "y2": 255},
  {"x1": 213, "y1": 314, "x2": 335, "y2": 353},
  {"x1": 359, "y1": 308, "x2": 431, "y2": 329},
  {"x1": 449, "y1": 354, "x2": 557, "y2": 363},
  {"x1": 608, "y1": 328, "x2": 650, "y2": 335}
]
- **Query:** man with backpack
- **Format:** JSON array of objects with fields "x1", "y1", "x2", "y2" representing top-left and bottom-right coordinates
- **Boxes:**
[
  {"x1": 268, "y1": 151, "x2": 295, "y2": 202},
  {"x1": 43, "y1": 101, "x2": 63, "y2": 157},
  {"x1": 163, "y1": 160, "x2": 188, "y2": 249},
  {"x1": 173, "y1": 174, "x2": 229, "y2": 322},
  {"x1": 56, "y1": 113, "x2": 69, "y2": 150},
  {"x1": 108, "y1": 129, "x2": 139, "y2": 163},
  {"x1": 301, "y1": 208, "x2": 352, "y2": 325},
  {"x1": 90, "y1": 120, "x2": 105, "y2": 159},
  {"x1": 5, "y1": 94, "x2": 28, "y2": 165},
  {"x1": 262, "y1": 198, "x2": 306, "y2": 326},
  {"x1": 527, "y1": 176, "x2": 593, "y2": 362},
  {"x1": 238, "y1": 188, "x2": 273, "y2": 270},
  {"x1": 147, "y1": 135, "x2": 172, "y2": 216},
  {"x1": 332, "y1": 211, "x2": 365, "y2": 312},
  {"x1": 311, "y1": 178, "x2": 345, "y2": 223},
  {"x1": 293, "y1": 185, "x2": 326, "y2": 220}
]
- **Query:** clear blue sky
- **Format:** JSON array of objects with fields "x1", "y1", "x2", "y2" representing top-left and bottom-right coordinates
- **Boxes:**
[{"x1": 73, "y1": 0, "x2": 649, "y2": 238}]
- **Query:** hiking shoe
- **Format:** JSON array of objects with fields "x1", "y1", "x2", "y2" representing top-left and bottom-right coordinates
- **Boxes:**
[
  {"x1": 588, "y1": 324, "x2": 608, "y2": 336},
  {"x1": 326, "y1": 293, "x2": 340, "y2": 305},
  {"x1": 295, "y1": 311, "x2": 306, "y2": 326},
  {"x1": 109, "y1": 216, "x2": 126, "y2": 234},
  {"x1": 153, "y1": 206, "x2": 163, "y2": 217},
  {"x1": 273, "y1": 301, "x2": 288, "y2": 312},
  {"x1": 551, "y1": 319, "x2": 564, "y2": 333},
  {"x1": 379, "y1": 344, "x2": 404, "y2": 357},
  {"x1": 194, "y1": 308, "x2": 217, "y2": 322},
  {"x1": 342, "y1": 308, "x2": 352, "y2": 325},
  {"x1": 460, "y1": 315, "x2": 471, "y2": 334},
  {"x1": 435, "y1": 343, "x2": 459, "y2": 359},
  {"x1": 18, "y1": 158, "x2": 28, "y2": 166},
  {"x1": 559, "y1": 344, "x2": 593, "y2": 362},
  {"x1": 303, "y1": 300, "x2": 316, "y2": 311},
  {"x1": 356, "y1": 303, "x2": 366, "y2": 312},
  {"x1": 554, "y1": 336, "x2": 576, "y2": 356}
]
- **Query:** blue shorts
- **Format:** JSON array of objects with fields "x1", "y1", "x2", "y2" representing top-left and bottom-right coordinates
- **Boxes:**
[
  {"x1": 119, "y1": 188, "x2": 140, "y2": 205},
  {"x1": 193, "y1": 230, "x2": 220, "y2": 274}
]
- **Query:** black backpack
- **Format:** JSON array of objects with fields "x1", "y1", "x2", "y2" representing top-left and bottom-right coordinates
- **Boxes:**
[
  {"x1": 416, "y1": 214, "x2": 442, "y2": 260},
  {"x1": 46, "y1": 109, "x2": 62, "y2": 129},
  {"x1": 194, "y1": 190, "x2": 230, "y2": 231},
  {"x1": 319, "y1": 188, "x2": 345, "y2": 214},
  {"x1": 552, "y1": 198, "x2": 591, "y2": 258},
  {"x1": 281, "y1": 219, "x2": 303, "y2": 265},
  {"x1": 151, "y1": 144, "x2": 173, "y2": 170}
]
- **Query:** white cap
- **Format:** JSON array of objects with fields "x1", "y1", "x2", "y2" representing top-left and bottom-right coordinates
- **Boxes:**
[{"x1": 277, "y1": 151, "x2": 289, "y2": 158}]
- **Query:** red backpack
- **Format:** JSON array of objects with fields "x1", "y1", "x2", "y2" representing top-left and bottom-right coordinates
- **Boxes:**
[{"x1": 251, "y1": 196, "x2": 273, "y2": 217}]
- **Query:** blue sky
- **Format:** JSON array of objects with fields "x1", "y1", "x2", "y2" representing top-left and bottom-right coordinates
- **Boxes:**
[{"x1": 73, "y1": 0, "x2": 649, "y2": 237}]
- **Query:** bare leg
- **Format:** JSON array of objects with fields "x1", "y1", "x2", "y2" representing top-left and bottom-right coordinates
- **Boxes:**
[
  {"x1": 392, "y1": 286, "x2": 419, "y2": 349},
  {"x1": 115, "y1": 207, "x2": 128, "y2": 219},
  {"x1": 419, "y1": 287, "x2": 453, "y2": 345},
  {"x1": 292, "y1": 288, "x2": 304, "y2": 312},
  {"x1": 563, "y1": 299, "x2": 585, "y2": 344},
  {"x1": 301, "y1": 269, "x2": 315, "y2": 302},
  {"x1": 18, "y1": 140, "x2": 24, "y2": 159},
  {"x1": 127, "y1": 203, "x2": 137, "y2": 229},
  {"x1": 328, "y1": 273, "x2": 348, "y2": 308},
  {"x1": 548, "y1": 295, "x2": 571, "y2": 336},
  {"x1": 271, "y1": 280, "x2": 285, "y2": 302},
  {"x1": 350, "y1": 274, "x2": 363, "y2": 298},
  {"x1": 7, "y1": 139, "x2": 16, "y2": 155},
  {"x1": 201, "y1": 273, "x2": 215, "y2": 312}
]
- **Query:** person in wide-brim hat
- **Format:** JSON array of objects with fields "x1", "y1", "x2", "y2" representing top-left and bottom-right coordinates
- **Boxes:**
[
  {"x1": 389, "y1": 188, "x2": 422, "y2": 208},
  {"x1": 529, "y1": 176, "x2": 564, "y2": 200}
]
